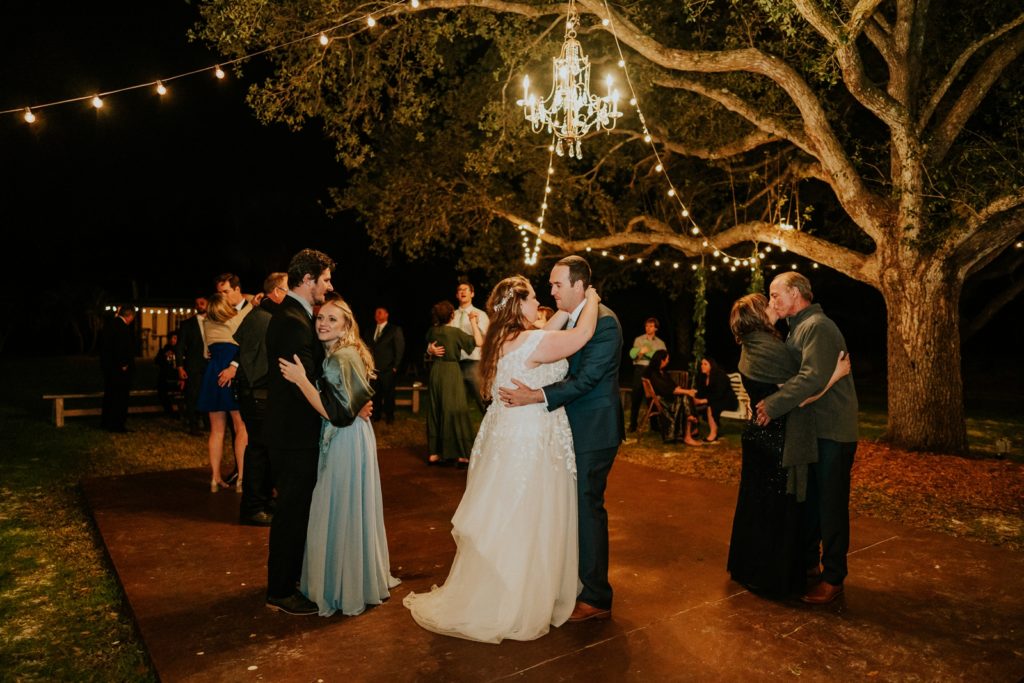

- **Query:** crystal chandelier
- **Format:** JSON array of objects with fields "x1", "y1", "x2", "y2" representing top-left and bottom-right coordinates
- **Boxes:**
[{"x1": 516, "y1": 0, "x2": 622, "y2": 159}]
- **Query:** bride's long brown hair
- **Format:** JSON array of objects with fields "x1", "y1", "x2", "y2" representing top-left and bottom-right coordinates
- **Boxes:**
[{"x1": 479, "y1": 275, "x2": 532, "y2": 398}]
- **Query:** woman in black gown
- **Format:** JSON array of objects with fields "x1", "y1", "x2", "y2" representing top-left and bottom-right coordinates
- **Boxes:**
[{"x1": 726, "y1": 293, "x2": 849, "y2": 596}]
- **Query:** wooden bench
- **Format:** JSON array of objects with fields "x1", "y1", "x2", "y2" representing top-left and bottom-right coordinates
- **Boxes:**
[
  {"x1": 720, "y1": 372, "x2": 751, "y2": 421},
  {"x1": 43, "y1": 390, "x2": 174, "y2": 427},
  {"x1": 394, "y1": 383, "x2": 426, "y2": 414}
]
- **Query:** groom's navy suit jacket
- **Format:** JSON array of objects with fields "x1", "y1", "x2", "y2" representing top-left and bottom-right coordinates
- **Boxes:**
[{"x1": 544, "y1": 304, "x2": 624, "y2": 451}]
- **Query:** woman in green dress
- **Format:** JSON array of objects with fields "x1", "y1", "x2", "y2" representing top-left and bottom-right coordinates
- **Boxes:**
[{"x1": 425, "y1": 300, "x2": 483, "y2": 466}]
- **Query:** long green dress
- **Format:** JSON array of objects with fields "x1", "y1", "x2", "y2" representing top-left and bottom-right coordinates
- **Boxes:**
[{"x1": 425, "y1": 325, "x2": 477, "y2": 462}]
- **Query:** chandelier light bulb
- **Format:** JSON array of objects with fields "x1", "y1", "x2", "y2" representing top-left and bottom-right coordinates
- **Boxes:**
[
  {"x1": 214, "y1": 65, "x2": 225, "y2": 79},
  {"x1": 91, "y1": 95, "x2": 103, "y2": 108},
  {"x1": 156, "y1": 81, "x2": 167, "y2": 95},
  {"x1": 23, "y1": 108, "x2": 35, "y2": 123},
  {"x1": 319, "y1": 33, "x2": 329, "y2": 46}
]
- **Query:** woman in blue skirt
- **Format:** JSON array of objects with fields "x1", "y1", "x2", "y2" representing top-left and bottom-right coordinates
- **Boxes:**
[{"x1": 197, "y1": 293, "x2": 251, "y2": 491}]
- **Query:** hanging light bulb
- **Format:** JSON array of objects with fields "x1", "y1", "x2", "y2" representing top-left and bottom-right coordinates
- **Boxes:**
[
  {"x1": 367, "y1": 16, "x2": 377, "y2": 27},
  {"x1": 411, "y1": 0, "x2": 421, "y2": 7},
  {"x1": 319, "y1": 32, "x2": 329, "y2": 46},
  {"x1": 214, "y1": 65, "x2": 226, "y2": 79},
  {"x1": 23, "y1": 107, "x2": 35, "y2": 123},
  {"x1": 156, "y1": 81, "x2": 167, "y2": 95},
  {"x1": 91, "y1": 95, "x2": 103, "y2": 109}
]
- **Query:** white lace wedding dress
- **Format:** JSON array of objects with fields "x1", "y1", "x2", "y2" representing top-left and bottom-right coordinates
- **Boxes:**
[{"x1": 404, "y1": 330, "x2": 579, "y2": 643}]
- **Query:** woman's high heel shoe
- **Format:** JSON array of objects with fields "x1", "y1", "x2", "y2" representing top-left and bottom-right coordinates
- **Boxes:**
[{"x1": 210, "y1": 478, "x2": 229, "y2": 492}]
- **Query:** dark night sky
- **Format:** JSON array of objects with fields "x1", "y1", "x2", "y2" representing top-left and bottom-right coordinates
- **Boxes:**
[{"x1": 2, "y1": 2, "x2": 1020, "y2": 388}]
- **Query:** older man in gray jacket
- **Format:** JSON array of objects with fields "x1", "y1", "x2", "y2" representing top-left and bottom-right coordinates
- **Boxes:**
[{"x1": 756, "y1": 272, "x2": 858, "y2": 605}]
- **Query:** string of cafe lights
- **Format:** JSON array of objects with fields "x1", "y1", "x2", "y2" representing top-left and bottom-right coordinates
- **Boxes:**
[
  {"x1": 520, "y1": 137, "x2": 559, "y2": 265},
  {"x1": 1, "y1": 0, "x2": 417, "y2": 120}
]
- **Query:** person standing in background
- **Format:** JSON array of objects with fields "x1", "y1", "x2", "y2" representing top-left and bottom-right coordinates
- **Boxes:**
[{"x1": 627, "y1": 317, "x2": 666, "y2": 433}]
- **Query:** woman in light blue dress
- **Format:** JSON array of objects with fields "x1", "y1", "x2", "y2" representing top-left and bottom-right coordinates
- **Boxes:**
[{"x1": 279, "y1": 297, "x2": 400, "y2": 616}]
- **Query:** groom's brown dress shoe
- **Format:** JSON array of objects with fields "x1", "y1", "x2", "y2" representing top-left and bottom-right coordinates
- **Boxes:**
[
  {"x1": 568, "y1": 601, "x2": 611, "y2": 622},
  {"x1": 801, "y1": 580, "x2": 844, "y2": 604}
]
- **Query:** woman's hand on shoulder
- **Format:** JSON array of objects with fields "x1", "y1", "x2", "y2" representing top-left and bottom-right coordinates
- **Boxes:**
[{"x1": 586, "y1": 286, "x2": 601, "y2": 305}]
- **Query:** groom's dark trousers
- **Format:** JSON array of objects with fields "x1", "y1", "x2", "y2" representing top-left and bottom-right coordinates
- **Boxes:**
[{"x1": 545, "y1": 304, "x2": 624, "y2": 610}]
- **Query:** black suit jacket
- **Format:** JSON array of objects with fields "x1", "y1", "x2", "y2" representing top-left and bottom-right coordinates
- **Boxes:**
[
  {"x1": 233, "y1": 299, "x2": 277, "y2": 392},
  {"x1": 264, "y1": 295, "x2": 325, "y2": 450},
  {"x1": 370, "y1": 322, "x2": 405, "y2": 373},
  {"x1": 176, "y1": 315, "x2": 207, "y2": 377},
  {"x1": 99, "y1": 316, "x2": 135, "y2": 376}
]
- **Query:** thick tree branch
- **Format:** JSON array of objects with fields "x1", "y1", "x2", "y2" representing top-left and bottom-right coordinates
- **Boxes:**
[
  {"x1": 918, "y1": 11, "x2": 1024, "y2": 132},
  {"x1": 491, "y1": 209, "x2": 878, "y2": 285},
  {"x1": 653, "y1": 74, "x2": 812, "y2": 155},
  {"x1": 949, "y1": 192, "x2": 1024, "y2": 278},
  {"x1": 925, "y1": 26, "x2": 1024, "y2": 165},
  {"x1": 792, "y1": 0, "x2": 908, "y2": 130},
  {"x1": 603, "y1": 126, "x2": 781, "y2": 160},
  {"x1": 847, "y1": 0, "x2": 887, "y2": 40}
]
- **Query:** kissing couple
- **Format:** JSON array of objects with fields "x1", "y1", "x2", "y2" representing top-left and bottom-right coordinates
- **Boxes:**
[{"x1": 404, "y1": 255, "x2": 625, "y2": 643}]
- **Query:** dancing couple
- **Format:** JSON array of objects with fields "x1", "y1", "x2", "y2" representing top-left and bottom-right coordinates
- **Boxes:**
[{"x1": 405, "y1": 255, "x2": 625, "y2": 643}]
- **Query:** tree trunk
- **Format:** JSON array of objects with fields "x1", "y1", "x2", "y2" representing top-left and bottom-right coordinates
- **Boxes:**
[{"x1": 881, "y1": 262, "x2": 969, "y2": 453}]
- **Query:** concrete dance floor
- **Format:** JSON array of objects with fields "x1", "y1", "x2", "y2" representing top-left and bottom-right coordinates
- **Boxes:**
[{"x1": 83, "y1": 447, "x2": 1024, "y2": 681}]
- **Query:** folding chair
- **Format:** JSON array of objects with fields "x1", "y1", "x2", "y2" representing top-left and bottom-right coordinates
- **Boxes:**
[{"x1": 639, "y1": 377, "x2": 666, "y2": 440}]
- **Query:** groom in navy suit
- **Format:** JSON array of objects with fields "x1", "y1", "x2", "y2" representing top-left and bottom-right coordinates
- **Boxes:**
[{"x1": 500, "y1": 255, "x2": 624, "y2": 621}]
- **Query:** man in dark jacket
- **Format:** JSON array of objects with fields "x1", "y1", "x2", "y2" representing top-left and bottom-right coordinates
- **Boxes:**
[
  {"x1": 263, "y1": 249, "x2": 336, "y2": 616},
  {"x1": 175, "y1": 297, "x2": 209, "y2": 435},
  {"x1": 370, "y1": 306, "x2": 405, "y2": 424},
  {"x1": 221, "y1": 272, "x2": 287, "y2": 526},
  {"x1": 99, "y1": 306, "x2": 136, "y2": 432}
]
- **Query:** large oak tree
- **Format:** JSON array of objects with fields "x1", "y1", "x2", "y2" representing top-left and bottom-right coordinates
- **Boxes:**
[{"x1": 196, "y1": 0, "x2": 1024, "y2": 453}]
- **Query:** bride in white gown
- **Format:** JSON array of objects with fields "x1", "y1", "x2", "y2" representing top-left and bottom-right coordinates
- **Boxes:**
[{"x1": 404, "y1": 275, "x2": 601, "y2": 644}]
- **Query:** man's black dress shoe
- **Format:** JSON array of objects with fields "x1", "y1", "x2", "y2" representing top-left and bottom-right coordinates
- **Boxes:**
[
  {"x1": 240, "y1": 511, "x2": 273, "y2": 527},
  {"x1": 266, "y1": 592, "x2": 319, "y2": 615}
]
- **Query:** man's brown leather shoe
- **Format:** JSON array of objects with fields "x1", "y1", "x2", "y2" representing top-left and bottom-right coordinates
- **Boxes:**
[
  {"x1": 801, "y1": 580, "x2": 844, "y2": 604},
  {"x1": 568, "y1": 601, "x2": 611, "y2": 622}
]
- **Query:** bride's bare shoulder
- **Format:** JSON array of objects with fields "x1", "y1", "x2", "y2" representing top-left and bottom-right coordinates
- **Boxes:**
[{"x1": 501, "y1": 329, "x2": 541, "y2": 355}]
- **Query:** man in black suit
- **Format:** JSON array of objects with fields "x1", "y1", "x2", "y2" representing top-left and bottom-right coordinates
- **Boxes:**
[
  {"x1": 263, "y1": 249, "x2": 337, "y2": 615},
  {"x1": 370, "y1": 306, "x2": 405, "y2": 424},
  {"x1": 175, "y1": 297, "x2": 209, "y2": 435},
  {"x1": 221, "y1": 272, "x2": 288, "y2": 526},
  {"x1": 99, "y1": 306, "x2": 136, "y2": 432}
]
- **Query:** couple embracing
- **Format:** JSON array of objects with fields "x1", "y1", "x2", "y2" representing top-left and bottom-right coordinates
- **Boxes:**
[{"x1": 404, "y1": 255, "x2": 624, "y2": 643}]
